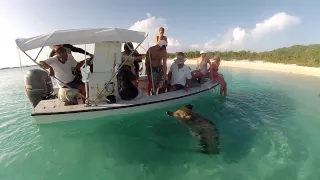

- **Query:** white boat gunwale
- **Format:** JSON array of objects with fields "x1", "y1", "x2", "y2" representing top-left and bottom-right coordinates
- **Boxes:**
[{"x1": 31, "y1": 82, "x2": 219, "y2": 116}]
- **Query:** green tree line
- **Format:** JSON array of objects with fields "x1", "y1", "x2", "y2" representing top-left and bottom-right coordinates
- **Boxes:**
[{"x1": 140, "y1": 44, "x2": 320, "y2": 67}]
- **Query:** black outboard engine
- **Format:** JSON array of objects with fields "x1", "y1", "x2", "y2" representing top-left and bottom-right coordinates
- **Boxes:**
[{"x1": 24, "y1": 69, "x2": 54, "y2": 108}]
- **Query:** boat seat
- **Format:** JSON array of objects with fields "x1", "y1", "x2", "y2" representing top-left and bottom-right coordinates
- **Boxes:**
[{"x1": 58, "y1": 87, "x2": 82, "y2": 106}]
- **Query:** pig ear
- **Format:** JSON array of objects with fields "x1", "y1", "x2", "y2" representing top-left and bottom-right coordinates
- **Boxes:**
[
  {"x1": 166, "y1": 111, "x2": 173, "y2": 116},
  {"x1": 185, "y1": 104, "x2": 194, "y2": 110}
]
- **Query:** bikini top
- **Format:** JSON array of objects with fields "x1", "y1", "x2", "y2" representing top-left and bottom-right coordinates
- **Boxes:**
[
  {"x1": 211, "y1": 62, "x2": 219, "y2": 76},
  {"x1": 156, "y1": 36, "x2": 168, "y2": 45}
]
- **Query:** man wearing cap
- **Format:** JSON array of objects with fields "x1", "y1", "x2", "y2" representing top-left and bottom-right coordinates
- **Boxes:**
[
  {"x1": 145, "y1": 40, "x2": 168, "y2": 95},
  {"x1": 117, "y1": 60, "x2": 143, "y2": 100},
  {"x1": 167, "y1": 52, "x2": 192, "y2": 92}
]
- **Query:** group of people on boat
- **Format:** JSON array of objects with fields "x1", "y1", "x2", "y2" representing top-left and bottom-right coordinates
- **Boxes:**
[
  {"x1": 38, "y1": 26, "x2": 227, "y2": 104},
  {"x1": 117, "y1": 27, "x2": 227, "y2": 101}
]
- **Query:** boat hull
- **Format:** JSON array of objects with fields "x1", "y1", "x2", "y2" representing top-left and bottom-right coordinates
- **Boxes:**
[{"x1": 32, "y1": 82, "x2": 219, "y2": 124}]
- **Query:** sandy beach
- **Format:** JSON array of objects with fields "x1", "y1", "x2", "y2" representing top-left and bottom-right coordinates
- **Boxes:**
[{"x1": 163, "y1": 59, "x2": 320, "y2": 77}]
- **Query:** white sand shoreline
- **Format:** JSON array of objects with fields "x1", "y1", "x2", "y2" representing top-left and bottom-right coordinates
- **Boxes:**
[{"x1": 160, "y1": 59, "x2": 320, "y2": 77}]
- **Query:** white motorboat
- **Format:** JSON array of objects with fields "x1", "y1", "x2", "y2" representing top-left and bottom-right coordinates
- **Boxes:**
[{"x1": 16, "y1": 28, "x2": 219, "y2": 124}]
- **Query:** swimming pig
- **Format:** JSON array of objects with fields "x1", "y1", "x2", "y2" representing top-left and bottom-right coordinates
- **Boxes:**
[{"x1": 166, "y1": 104, "x2": 220, "y2": 155}]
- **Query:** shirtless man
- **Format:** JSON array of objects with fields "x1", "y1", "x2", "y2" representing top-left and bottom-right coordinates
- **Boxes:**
[{"x1": 145, "y1": 40, "x2": 168, "y2": 95}]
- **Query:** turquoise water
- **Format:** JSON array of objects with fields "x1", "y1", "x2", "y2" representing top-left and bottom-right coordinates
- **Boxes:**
[{"x1": 1, "y1": 65, "x2": 320, "y2": 180}]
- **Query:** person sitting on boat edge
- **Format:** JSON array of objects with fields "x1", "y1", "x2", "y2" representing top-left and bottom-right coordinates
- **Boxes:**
[
  {"x1": 117, "y1": 60, "x2": 143, "y2": 101},
  {"x1": 167, "y1": 52, "x2": 191, "y2": 92},
  {"x1": 39, "y1": 47, "x2": 88, "y2": 103},
  {"x1": 191, "y1": 50, "x2": 211, "y2": 83},
  {"x1": 145, "y1": 40, "x2": 168, "y2": 95},
  {"x1": 210, "y1": 56, "x2": 227, "y2": 96}
]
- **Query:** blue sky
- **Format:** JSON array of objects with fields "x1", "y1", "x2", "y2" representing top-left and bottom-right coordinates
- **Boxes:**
[{"x1": 1, "y1": 0, "x2": 320, "y2": 68}]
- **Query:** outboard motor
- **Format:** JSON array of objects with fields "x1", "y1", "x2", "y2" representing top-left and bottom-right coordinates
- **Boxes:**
[{"x1": 24, "y1": 69, "x2": 54, "y2": 108}]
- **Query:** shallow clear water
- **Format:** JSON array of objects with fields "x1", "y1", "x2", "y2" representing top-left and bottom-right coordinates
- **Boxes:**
[{"x1": 0, "y1": 65, "x2": 320, "y2": 180}]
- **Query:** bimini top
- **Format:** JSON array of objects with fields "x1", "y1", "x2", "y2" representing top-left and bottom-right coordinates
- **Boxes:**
[{"x1": 15, "y1": 28, "x2": 147, "y2": 52}]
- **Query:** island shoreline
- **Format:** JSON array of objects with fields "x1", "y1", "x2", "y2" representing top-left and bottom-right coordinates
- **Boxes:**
[{"x1": 142, "y1": 59, "x2": 320, "y2": 77}]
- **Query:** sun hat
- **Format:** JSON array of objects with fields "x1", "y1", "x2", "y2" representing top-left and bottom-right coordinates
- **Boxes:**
[{"x1": 200, "y1": 50, "x2": 206, "y2": 54}]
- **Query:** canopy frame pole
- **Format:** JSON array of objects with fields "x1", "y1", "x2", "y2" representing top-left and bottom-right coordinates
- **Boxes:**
[
  {"x1": 146, "y1": 34, "x2": 155, "y2": 96},
  {"x1": 83, "y1": 44, "x2": 90, "y2": 107}
]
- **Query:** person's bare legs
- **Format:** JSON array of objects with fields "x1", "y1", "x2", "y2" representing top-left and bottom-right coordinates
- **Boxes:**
[
  {"x1": 217, "y1": 78, "x2": 227, "y2": 96},
  {"x1": 191, "y1": 71, "x2": 203, "y2": 81},
  {"x1": 147, "y1": 77, "x2": 151, "y2": 95},
  {"x1": 78, "y1": 83, "x2": 87, "y2": 103},
  {"x1": 147, "y1": 77, "x2": 159, "y2": 95},
  {"x1": 158, "y1": 82, "x2": 168, "y2": 94}
]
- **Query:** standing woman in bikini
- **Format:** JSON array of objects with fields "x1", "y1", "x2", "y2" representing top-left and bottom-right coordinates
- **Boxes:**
[
  {"x1": 156, "y1": 27, "x2": 168, "y2": 46},
  {"x1": 210, "y1": 56, "x2": 227, "y2": 96}
]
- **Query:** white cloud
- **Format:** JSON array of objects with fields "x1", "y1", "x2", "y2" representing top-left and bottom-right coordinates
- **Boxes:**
[
  {"x1": 193, "y1": 12, "x2": 300, "y2": 51},
  {"x1": 251, "y1": 12, "x2": 300, "y2": 38},
  {"x1": 190, "y1": 44, "x2": 200, "y2": 50},
  {"x1": 232, "y1": 27, "x2": 247, "y2": 44},
  {"x1": 129, "y1": 13, "x2": 181, "y2": 53},
  {"x1": 146, "y1": 13, "x2": 152, "y2": 18}
]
